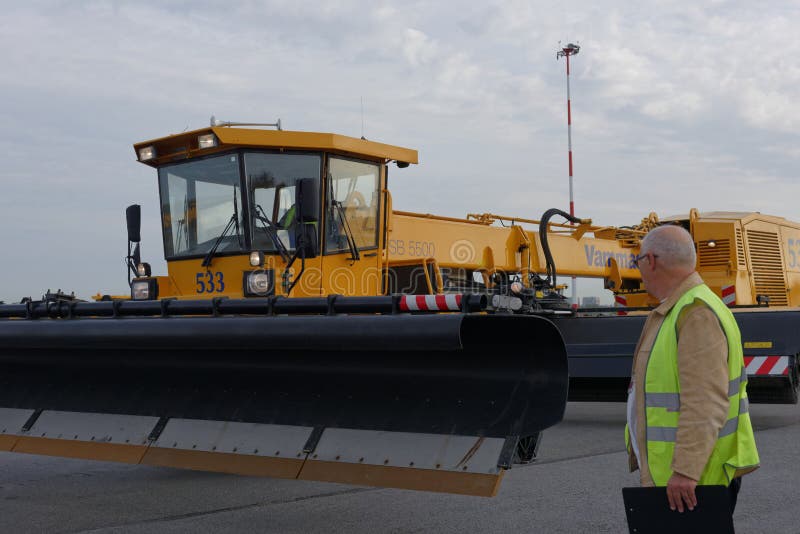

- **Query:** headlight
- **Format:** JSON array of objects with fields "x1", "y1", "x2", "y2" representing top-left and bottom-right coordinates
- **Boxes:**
[
  {"x1": 137, "y1": 145, "x2": 156, "y2": 161},
  {"x1": 136, "y1": 262, "x2": 152, "y2": 277},
  {"x1": 131, "y1": 279, "x2": 158, "y2": 300},
  {"x1": 198, "y1": 133, "x2": 218, "y2": 149},
  {"x1": 243, "y1": 270, "x2": 274, "y2": 297},
  {"x1": 249, "y1": 251, "x2": 265, "y2": 267}
]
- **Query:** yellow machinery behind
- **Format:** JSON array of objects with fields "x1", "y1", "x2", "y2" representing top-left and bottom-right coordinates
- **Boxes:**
[
  {"x1": 1, "y1": 120, "x2": 798, "y2": 497},
  {"x1": 388, "y1": 206, "x2": 800, "y2": 404}
]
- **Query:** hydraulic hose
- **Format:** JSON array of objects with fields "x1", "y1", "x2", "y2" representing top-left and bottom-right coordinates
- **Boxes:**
[{"x1": 538, "y1": 208, "x2": 584, "y2": 289}]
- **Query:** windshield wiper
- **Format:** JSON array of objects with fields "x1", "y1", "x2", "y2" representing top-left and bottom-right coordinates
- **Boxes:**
[
  {"x1": 176, "y1": 195, "x2": 189, "y2": 252},
  {"x1": 201, "y1": 187, "x2": 244, "y2": 268},
  {"x1": 232, "y1": 186, "x2": 244, "y2": 248},
  {"x1": 332, "y1": 200, "x2": 360, "y2": 261},
  {"x1": 254, "y1": 204, "x2": 290, "y2": 263},
  {"x1": 201, "y1": 213, "x2": 239, "y2": 268}
]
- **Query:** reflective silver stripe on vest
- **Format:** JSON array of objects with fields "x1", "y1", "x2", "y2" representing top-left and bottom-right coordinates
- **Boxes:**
[
  {"x1": 645, "y1": 389, "x2": 746, "y2": 413},
  {"x1": 718, "y1": 416, "x2": 739, "y2": 438},
  {"x1": 647, "y1": 368, "x2": 745, "y2": 412},
  {"x1": 717, "y1": 395, "x2": 750, "y2": 439},
  {"x1": 728, "y1": 366, "x2": 747, "y2": 397},
  {"x1": 645, "y1": 393, "x2": 681, "y2": 411},
  {"x1": 648, "y1": 399, "x2": 749, "y2": 443},
  {"x1": 647, "y1": 426, "x2": 677, "y2": 442}
]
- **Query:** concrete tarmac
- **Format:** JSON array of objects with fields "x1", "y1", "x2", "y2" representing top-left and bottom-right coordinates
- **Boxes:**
[{"x1": 1, "y1": 402, "x2": 797, "y2": 533}]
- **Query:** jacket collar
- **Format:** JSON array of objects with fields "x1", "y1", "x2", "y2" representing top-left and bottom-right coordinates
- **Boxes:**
[{"x1": 652, "y1": 272, "x2": 704, "y2": 316}]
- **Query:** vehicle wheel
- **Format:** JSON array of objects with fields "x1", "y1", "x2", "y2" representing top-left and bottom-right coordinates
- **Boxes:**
[{"x1": 787, "y1": 355, "x2": 800, "y2": 404}]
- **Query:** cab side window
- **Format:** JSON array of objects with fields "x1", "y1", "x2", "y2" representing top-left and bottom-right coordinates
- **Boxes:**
[{"x1": 325, "y1": 157, "x2": 379, "y2": 254}]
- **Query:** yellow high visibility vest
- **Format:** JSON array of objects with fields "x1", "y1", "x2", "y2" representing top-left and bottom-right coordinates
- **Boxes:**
[{"x1": 641, "y1": 284, "x2": 759, "y2": 485}]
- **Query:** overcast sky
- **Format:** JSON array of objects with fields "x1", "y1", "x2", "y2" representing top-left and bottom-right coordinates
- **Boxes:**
[{"x1": 2, "y1": 0, "x2": 799, "y2": 302}]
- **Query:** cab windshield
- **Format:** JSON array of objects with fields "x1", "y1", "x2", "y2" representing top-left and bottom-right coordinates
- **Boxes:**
[
  {"x1": 158, "y1": 154, "x2": 245, "y2": 259},
  {"x1": 244, "y1": 152, "x2": 321, "y2": 253},
  {"x1": 158, "y1": 151, "x2": 322, "y2": 260}
]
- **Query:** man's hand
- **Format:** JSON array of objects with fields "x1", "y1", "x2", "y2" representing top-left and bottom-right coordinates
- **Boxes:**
[{"x1": 666, "y1": 472, "x2": 697, "y2": 512}]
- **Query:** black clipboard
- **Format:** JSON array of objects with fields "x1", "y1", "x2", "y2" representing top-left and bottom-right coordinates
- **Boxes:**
[{"x1": 622, "y1": 485, "x2": 734, "y2": 534}]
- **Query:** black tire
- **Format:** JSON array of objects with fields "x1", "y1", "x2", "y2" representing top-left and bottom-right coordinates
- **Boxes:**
[{"x1": 787, "y1": 355, "x2": 800, "y2": 404}]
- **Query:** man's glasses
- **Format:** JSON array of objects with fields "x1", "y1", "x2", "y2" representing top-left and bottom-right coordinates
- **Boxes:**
[{"x1": 632, "y1": 253, "x2": 658, "y2": 268}]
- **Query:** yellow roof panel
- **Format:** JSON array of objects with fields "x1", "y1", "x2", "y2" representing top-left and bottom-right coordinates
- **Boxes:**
[{"x1": 134, "y1": 126, "x2": 418, "y2": 167}]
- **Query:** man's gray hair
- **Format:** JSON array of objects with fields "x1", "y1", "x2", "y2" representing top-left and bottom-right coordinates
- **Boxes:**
[{"x1": 640, "y1": 225, "x2": 696, "y2": 270}]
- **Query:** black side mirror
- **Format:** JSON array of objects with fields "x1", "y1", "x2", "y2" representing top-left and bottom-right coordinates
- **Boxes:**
[
  {"x1": 132, "y1": 243, "x2": 141, "y2": 267},
  {"x1": 125, "y1": 205, "x2": 144, "y2": 284},
  {"x1": 126, "y1": 204, "x2": 141, "y2": 243},
  {"x1": 293, "y1": 178, "x2": 319, "y2": 259},
  {"x1": 296, "y1": 224, "x2": 319, "y2": 259},
  {"x1": 296, "y1": 178, "x2": 319, "y2": 223}
]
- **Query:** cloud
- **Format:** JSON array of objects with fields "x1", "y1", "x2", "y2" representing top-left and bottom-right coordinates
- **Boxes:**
[
  {"x1": 402, "y1": 28, "x2": 439, "y2": 67},
  {"x1": 761, "y1": 143, "x2": 800, "y2": 159},
  {"x1": 1, "y1": 0, "x2": 800, "y2": 301},
  {"x1": 739, "y1": 85, "x2": 800, "y2": 133}
]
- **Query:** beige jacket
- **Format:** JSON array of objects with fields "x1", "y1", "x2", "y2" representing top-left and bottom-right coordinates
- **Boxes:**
[{"x1": 628, "y1": 272, "x2": 730, "y2": 485}]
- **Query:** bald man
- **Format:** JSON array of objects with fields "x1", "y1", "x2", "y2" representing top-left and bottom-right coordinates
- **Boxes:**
[{"x1": 626, "y1": 225, "x2": 759, "y2": 517}]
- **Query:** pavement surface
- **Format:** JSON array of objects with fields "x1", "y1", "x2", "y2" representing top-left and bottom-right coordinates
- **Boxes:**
[{"x1": 1, "y1": 402, "x2": 797, "y2": 533}]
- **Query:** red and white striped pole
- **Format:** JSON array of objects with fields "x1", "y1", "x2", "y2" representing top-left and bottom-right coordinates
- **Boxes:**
[{"x1": 557, "y1": 42, "x2": 580, "y2": 308}]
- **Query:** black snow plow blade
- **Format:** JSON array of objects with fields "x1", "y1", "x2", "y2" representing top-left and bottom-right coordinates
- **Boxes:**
[{"x1": 0, "y1": 295, "x2": 567, "y2": 497}]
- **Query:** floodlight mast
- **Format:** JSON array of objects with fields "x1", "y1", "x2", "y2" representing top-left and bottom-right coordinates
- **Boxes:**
[{"x1": 557, "y1": 42, "x2": 580, "y2": 308}]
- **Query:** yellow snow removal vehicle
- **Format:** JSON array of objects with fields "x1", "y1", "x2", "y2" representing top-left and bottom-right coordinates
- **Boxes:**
[
  {"x1": 4, "y1": 118, "x2": 798, "y2": 496},
  {"x1": 0, "y1": 119, "x2": 570, "y2": 497}
]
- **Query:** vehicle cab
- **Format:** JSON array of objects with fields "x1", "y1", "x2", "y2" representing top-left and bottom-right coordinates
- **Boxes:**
[{"x1": 130, "y1": 119, "x2": 417, "y2": 300}]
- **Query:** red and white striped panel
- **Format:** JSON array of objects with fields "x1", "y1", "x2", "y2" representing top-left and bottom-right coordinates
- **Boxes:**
[
  {"x1": 744, "y1": 356, "x2": 790, "y2": 376},
  {"x1": 399, "y1": 294, "x2": 462, "y2": 312},
  {"x1": 615, "y1": 295, "x2": 627, "y2": 316},
  {"x1": 721, "y1": 285, "x2": 736, "y2": 307}
]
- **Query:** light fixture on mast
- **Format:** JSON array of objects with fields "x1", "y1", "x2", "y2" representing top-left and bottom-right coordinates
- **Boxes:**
[{"x1": 557, "y1": 42, "x2": 580, "y2": 308}]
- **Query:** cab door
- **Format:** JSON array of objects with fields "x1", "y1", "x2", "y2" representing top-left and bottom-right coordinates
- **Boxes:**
[
  {"x1": 320, "y1": 156, "x2": 383, "y2": 296},
  {"x1": 245, "y1": 151, "x2": 324, "y2": 297}
]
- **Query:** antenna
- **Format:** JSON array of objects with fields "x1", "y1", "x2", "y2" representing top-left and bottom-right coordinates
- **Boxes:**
[
  {"x1": 557, "y1": 41, "x2": 581, "y2": 309},
  {"x1": 210, "y1": 116, "x2": 283, "y2": 130},
  {"x1": 360, "y1": 97, "x2": 366, "y2": 140}
]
